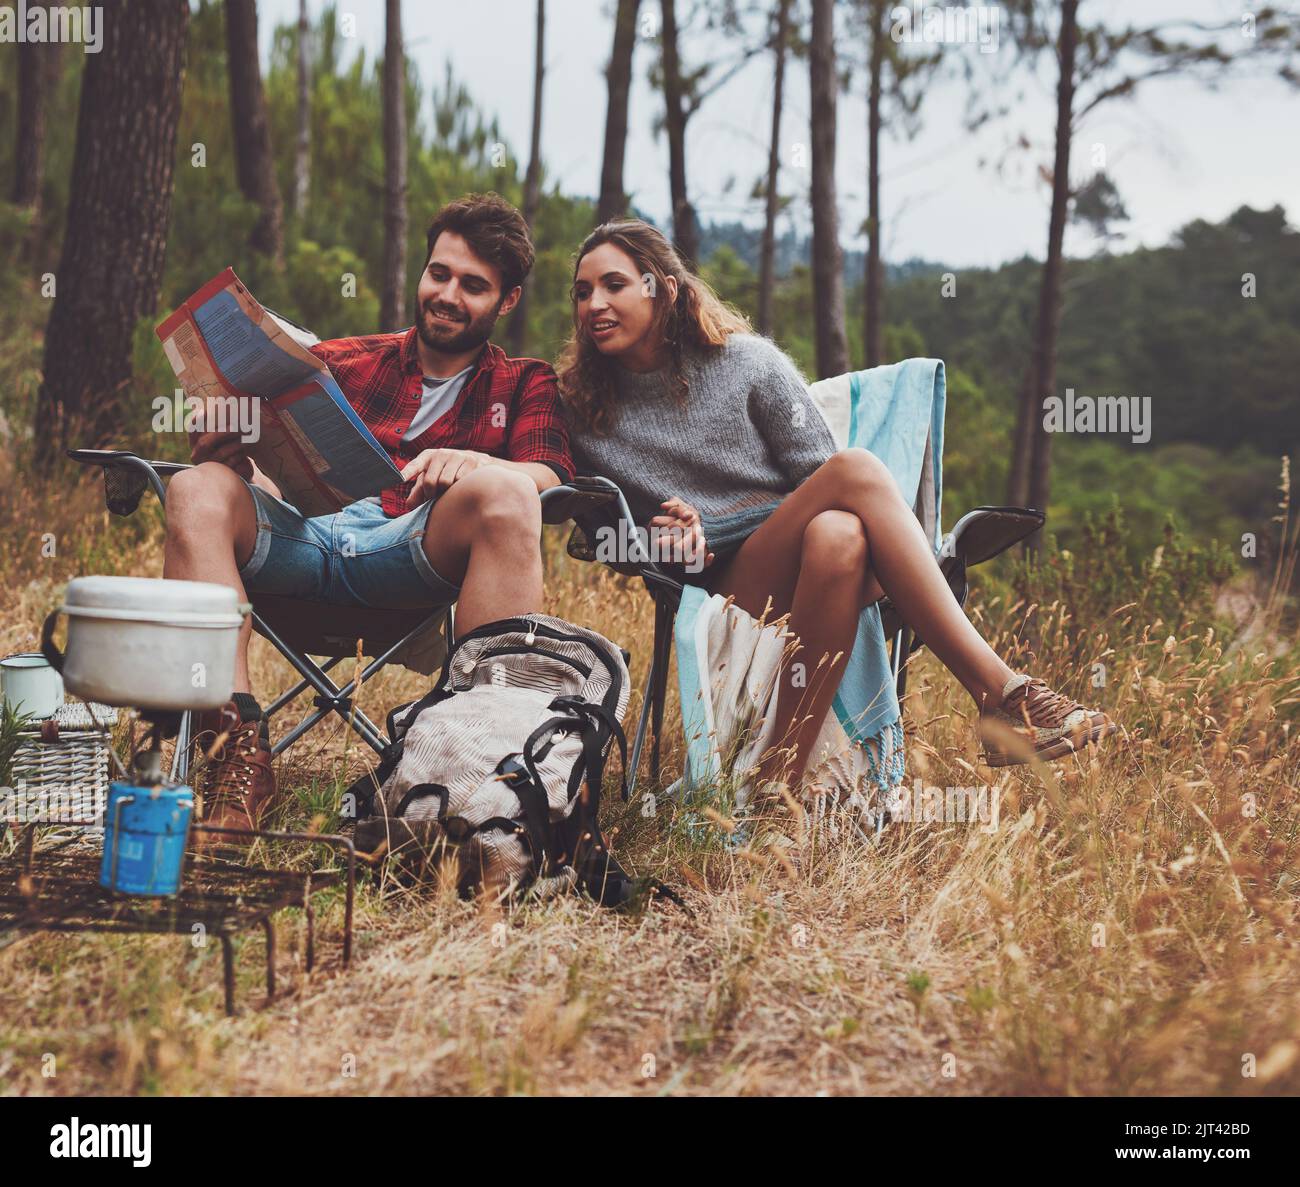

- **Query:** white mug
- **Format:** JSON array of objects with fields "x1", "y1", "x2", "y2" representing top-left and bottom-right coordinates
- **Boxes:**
[{"x1": 1, "y1": 652, "x2": 66, "y2": 720}]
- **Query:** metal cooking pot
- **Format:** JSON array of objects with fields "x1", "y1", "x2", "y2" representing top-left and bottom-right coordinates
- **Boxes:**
[{"x1": 41, "y1": 576, "x2": 248, "y2": 711}]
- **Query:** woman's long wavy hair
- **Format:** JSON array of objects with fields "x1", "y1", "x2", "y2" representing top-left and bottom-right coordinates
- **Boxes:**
[{"x1": 556, "y1": 219, "x2": 751, "y2": 433}]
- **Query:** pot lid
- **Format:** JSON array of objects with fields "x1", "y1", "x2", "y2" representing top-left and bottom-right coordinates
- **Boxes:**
[{"x1": 63, "y1": 576, "x2": 241, "y2": 615}]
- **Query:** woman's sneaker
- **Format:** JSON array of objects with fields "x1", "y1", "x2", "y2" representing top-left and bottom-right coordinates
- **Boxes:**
[{"x1": 980, "y1": 674, "x2": 1116, "y2": 766}]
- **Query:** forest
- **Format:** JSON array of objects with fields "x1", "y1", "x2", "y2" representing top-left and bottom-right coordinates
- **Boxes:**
[
  {"x1": 2, "y1": 1, "x2": 1295, "y2": 558},
  {"x1": 0, "y1": 0, "x2": 1298, "y2": 1107}
]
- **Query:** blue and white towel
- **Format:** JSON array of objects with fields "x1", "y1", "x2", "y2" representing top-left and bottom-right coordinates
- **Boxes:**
[{"x1": 674, "y1": 359, "x2": 947, "y2": 809}]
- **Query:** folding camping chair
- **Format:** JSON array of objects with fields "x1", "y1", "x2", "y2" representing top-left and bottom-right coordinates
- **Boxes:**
[
  {"x1": 571, "y1": 492, "x2": 1045, "y2": 799},
  {"x1": 66, "y1": 448, "x2": 626, "y2": 782}
]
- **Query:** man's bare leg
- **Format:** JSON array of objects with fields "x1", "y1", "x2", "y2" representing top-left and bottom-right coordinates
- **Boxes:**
[
  {"x1": 162, "y1": 461, "x2": 260, "y2": 694},
  {"x1": 164, "y1": 463, "x2": 547, "y2": 691},
  {"x1": 418, "y1": 467, "x2": 545, "y2": 635}
]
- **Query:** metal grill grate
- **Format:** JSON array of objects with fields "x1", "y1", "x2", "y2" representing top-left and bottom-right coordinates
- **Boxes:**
[{"x1": 0, "y1": 826, "x2": 356, "y2": 1014}]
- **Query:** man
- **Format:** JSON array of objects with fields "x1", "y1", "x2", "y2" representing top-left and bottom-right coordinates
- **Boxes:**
[{"x1": 163, "y1": 193, "x2": 573, "y2": 836}]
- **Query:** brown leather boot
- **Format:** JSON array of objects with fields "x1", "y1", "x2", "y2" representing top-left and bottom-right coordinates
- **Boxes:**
[{"x1": 189, "y1": 701, "x2": 276, "y2": 845}]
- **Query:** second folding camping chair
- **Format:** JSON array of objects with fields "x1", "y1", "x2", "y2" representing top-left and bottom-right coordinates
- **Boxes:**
[
  {"x1": 564, "y1": 352, "x2": 1049, "y2": 797},
  {"x1": 569, "y1": 497, "x2": 1043, "y2": 798},
  {"x1": 67, "y1": 448, "x2": 627, "y2": 781}
]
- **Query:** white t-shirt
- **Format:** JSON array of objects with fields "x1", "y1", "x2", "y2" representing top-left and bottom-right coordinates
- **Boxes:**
[{"x1": 401, "y1": 364, "x2": 474, "y2": 443}]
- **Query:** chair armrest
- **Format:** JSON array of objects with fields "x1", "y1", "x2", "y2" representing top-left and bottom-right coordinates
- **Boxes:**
[
  {"x1": 944, "y1": 505, "x2": 1045, "y2": 568},
  {"x1": 539, "y1": 475, "x2": 622, "y2": 526},
  {"x1": 68, "y1": 448, "x2": 192, "y2": 478},
  {"x1": 878, "y1": 505, "x2": 1045, "y2": 649},
  {"x1": 548, "y1": 475, "x2": 685, "y2": 599},
  {"x1": 66, "y1": 448, "x2": 190, "y2": 515}
]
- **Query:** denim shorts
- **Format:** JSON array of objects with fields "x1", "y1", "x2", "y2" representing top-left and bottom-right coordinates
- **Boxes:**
[{"x1": 237, "y1": 488, "x2": 461, "y2": 609}]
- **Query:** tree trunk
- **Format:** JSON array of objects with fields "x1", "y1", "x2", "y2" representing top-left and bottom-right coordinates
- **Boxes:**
[
  {"x1": 809, "y1": 0, "x2": 849, "y2": 378},
  {"x1": 33, "y1": 0, "x2": 189, "y2": 466},
  {"x1": 509, "y1": 0, "x2": 546, "y2": 356},
  {"x1": 597, "y1": 0, "x2": 640, "y2": 224},
  {"x1": 1006, "y1": 368, "x2": 1036, "y2": 507},
  {"x1": 226, "y1": 0, "x2": 284, "y2": 265},
  {"x1": 293, "y1": 0, "x2": 311, "y2": 218},
  {"x1": 380, "y1": 0, "x2": 408, "y2": 330},
  {"x1": 12, "y1": 30, "x2": 56, "y2": 214},
  {"x1": 660, "y1": 0, "x2": 699, "y2": 266},
  {"x1": 864, "y1": 0, "x2": 885, "y2": 367},
  {"x1": 1008, "y1": 0, "x2": 1078, "y2": 535},
  {"x1": 757, "y1": 0, "x2": 791, "y2": 338}
]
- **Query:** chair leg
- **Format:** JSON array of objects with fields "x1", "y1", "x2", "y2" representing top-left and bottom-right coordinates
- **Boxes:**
[
  {"x1": 627, "y1": 652, "x2": 656, "y2": 800},
  {"x1": 250, "y1": 607, "x2": 440, "y2": 760},
  {"x1": 261, "y1": 656, "x2": 346, "y2": 721},
  {"x1": 891, "y1": 626, "x2": 912, "y2": 700},
  {"x1": 649, "y1": 598, "x2": 673, "y2": 784},
  {"x1": 171, "y1": 710, "x2": 193, "y2": 784}
]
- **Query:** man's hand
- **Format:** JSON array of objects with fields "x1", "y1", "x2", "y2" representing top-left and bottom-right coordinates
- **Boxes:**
[
  {"x1": 649, "y1": 496, "x2": 714, "y2": 570},
  {"x1": 190, "y1": 430, "x2": 253, "y2": 480},
  {"x1": 401, "y1": 448, "x2": 494, "y2": 509}
]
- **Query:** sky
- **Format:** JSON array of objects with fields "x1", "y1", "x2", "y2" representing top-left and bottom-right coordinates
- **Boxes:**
[{"x1": 258, "y1": 0, "x2": 1299, "y2": 268}]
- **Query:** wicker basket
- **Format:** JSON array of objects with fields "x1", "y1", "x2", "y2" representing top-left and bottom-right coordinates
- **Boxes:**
[{"x1": 5, "y1": 702, "x2": 119, "y2": 828}]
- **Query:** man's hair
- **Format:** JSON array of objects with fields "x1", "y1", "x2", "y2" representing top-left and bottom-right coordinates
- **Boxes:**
[{"x1": 424, "y1": 193, "x2": 535, "y2": 294}]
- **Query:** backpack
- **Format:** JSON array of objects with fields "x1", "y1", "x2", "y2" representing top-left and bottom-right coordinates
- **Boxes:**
[{"x1": 351, "y1": 613, "x2": 658, "y2": 906}]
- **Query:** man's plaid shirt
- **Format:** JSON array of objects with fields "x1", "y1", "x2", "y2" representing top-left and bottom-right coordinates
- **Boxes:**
[{"x1": 310, "y1": 328, "x2": 574, "y2": 517}]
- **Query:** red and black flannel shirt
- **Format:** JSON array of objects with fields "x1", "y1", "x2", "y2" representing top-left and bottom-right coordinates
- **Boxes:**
[{"x1": 309, "y1": 328, "x2": 574, "y2": 518}]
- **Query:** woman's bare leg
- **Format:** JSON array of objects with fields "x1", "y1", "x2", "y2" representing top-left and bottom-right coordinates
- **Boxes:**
[
  {"x1": 707, "y1": 448, "x2": 1016, "y2": 786},
  {"x1": 719, "y1": 509, "x2": 877, "y2": 788}
]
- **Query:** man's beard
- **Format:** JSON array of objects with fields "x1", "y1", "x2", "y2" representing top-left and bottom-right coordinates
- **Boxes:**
[{"x1": 416, "y1": 298, "x2": 502, "y2": 355}]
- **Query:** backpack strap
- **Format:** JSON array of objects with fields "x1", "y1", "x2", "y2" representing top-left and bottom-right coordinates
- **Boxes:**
[
  {"x1": 547, "y1": 696, "x2": 629, "y2": 802},
  {"x1": 519, "y1": 700, "x2": 626, "y2": 826},
  {"x1": 519, "y1": 707, "x2": 610, "y2": 875},
  {"x1": 559, "y1": 704, "x2": 681, "y2": 910},
  {"x1": 390, "y1": 684, "x2": 454, "y2": 743},
  {"x1": 344, "y1": 686, "x2": 458, "y2": 820},
  {"x1": 523, "y1": 698, "x2": 641, "y2": 902},
  {"x1": 496, "y1": 755, "x2": 560, "y2": 874},
  {"x1": 394, "y1": 782, "x2": 449, "y2": 818},
  {"x1": 515, "y1": 694, "x2": 681, "y2": 909}
]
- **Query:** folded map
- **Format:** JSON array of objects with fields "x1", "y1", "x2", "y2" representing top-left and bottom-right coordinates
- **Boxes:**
[{"x1": 156, "y1": 268, "x2": 402, "y2": 517}]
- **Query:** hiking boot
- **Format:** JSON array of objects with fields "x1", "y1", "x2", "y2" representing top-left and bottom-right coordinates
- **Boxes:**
[
  {"x1": 980, "y1": 674, "x2": 1117, "y2": 767},
  {"x1": 189, "y1": 701, "x2": 276, "y2": 844}
]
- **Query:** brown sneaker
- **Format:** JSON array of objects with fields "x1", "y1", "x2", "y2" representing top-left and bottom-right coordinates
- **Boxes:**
[
  {"x1": 190, "y1": 701, "x2": 276, "y2": 844},
  {"x1": 980, "y1": 674, "x2": 1117, "y2": 767}
]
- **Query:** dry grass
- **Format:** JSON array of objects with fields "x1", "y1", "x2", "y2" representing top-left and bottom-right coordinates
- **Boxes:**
[{"x1": 1, "y1": 459, "x2": 1298, "y2": 1097}]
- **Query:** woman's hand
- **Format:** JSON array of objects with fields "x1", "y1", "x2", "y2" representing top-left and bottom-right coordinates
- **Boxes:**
[{"x1": 649, "y1": 496, "x2": 714, "y2": 571}]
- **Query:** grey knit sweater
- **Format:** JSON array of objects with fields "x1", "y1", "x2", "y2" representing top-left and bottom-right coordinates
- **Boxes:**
[{"x1": 565, "y1": 334, "x2": 837, "y2": 539}]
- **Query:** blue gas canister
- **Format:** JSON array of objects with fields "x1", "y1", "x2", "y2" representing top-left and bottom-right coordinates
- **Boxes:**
[{"x1": 99, "y1": 781, "x2": 194, "y2": 896}]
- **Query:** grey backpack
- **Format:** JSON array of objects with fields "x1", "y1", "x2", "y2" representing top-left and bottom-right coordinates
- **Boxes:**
[{"x1": 352, "y1": 614, "x2": 658, "y2": 906}]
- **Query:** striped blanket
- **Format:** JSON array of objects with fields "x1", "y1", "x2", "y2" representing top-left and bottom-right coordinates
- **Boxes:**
[{"x1": 673, "y1": 359, "x2": 947, "y2": 819}]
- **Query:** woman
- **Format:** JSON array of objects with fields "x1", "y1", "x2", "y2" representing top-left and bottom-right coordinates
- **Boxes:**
[{"x1": 556, "y1": 219, "x2": 1115, "y2": 792}]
